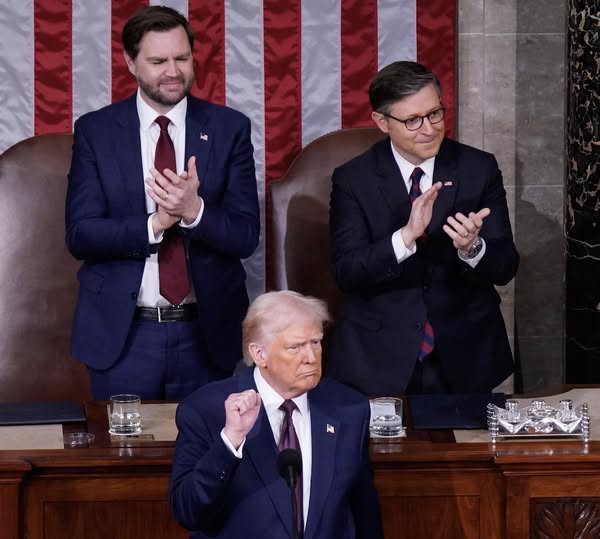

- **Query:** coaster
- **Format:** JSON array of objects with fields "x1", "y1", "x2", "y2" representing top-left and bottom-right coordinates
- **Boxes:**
[
  {"x1": 370, "y1": 427, "x2": 407, "y2": 439},
  {"x1": 110, "y1": 433, "x2": 155, "y2": 442},
  {"x1": 63, "y1": 432, "x2": 95, "y2": 447}
]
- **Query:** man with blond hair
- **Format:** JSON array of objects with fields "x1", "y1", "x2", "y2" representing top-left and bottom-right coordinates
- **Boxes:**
[{"x1": 169, "y1": 290, "x2": 383, "y2": 539}]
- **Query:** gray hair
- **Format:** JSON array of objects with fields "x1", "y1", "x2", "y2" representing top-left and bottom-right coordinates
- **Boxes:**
[
  {"x1": 369, "y1": 61, "x2": 441, "y2": 114},
  {"x1": 241, "y1": 290, "x2": 330, "y2": 365}
]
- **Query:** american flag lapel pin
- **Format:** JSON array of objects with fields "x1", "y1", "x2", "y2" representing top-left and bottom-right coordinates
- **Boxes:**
[
  {"x1": 443, "y1": 180, "x2": 453, "y2": 187},
  {"x1": 326, "y1": 424, "x2": 335, "y2": 434},
  {"x1": 200, "y1": 132, "x2": 209, "y2": 141}
]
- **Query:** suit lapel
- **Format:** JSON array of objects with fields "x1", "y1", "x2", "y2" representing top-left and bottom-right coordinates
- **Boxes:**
[
  {"x1": 374, "y1": 140, "x2": 412, "y2": 227},
  {"x1": 304, "y1": 390, "x2": 339, "y2": 539},
  {"x1": 185, "y1": 97, "x2": 213, "y2": 189},
  {"x1": 429, "y1": 138, "x2": 459, "y2": 233},
  {"x1": 114, "y1": 96, "x2": 146, "y2": 214},
  {"x1": 237, "y1": 370, "x2": 293, "y2": 537}
]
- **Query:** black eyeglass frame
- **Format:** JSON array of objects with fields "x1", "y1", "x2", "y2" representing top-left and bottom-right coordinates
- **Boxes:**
[{"x1": 377, "y1": 106, "x2": 446, "y2": 131}]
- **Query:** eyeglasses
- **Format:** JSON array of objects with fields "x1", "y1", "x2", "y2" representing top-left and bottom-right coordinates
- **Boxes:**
[{"x1": 378, "y1": 106, "x2": 446, "y2": 131}]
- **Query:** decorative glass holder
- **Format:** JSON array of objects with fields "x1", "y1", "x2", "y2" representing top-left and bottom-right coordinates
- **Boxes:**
[{"x1": 487, "y1": 399, "x2": 590, "y2": 443}]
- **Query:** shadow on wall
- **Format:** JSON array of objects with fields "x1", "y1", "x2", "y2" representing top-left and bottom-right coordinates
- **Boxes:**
[{"x1": 513, "y1": 158, "x2": 565, "y2": 394}]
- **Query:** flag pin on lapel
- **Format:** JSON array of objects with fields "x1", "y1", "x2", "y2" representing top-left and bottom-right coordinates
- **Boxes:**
[
  {"x1": 326, "y1": 424, "x2": 335, "y2": 434},
  {"x1": 200, "y1": 132, "x2": 208, "y2": 141},
  {"x1": 443, "y1": 180, "x2": 453, "y2": 186}
]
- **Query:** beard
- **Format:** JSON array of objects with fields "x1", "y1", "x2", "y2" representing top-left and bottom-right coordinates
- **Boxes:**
[{"x1": 138, "y1": 74, "x2": 194, "y2": 107}]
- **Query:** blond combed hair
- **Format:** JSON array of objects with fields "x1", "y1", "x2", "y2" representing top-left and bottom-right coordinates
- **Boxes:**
[{"x1": 242, "y1": 290, "x2": 330, "y2": 365}]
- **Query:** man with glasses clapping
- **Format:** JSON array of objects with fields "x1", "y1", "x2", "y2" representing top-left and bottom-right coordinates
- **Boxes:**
[{"x1": 327, "y1": 61, "x2": 519, "y2": 397}]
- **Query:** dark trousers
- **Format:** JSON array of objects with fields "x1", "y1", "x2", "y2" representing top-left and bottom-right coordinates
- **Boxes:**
[
  {"x1": 88, "y1": 318, "x2": 232, "y2": 401},
  {"x1": 405, "y1": 349, "x2": 451, "y2": 394}
]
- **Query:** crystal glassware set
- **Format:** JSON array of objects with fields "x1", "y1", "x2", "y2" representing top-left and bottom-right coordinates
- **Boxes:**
[{"x1": 487, "y1": 398, "x2": 590, "y2": 443}]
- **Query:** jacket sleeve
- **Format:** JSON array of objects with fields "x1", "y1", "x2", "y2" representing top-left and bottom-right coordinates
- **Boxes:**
[
  {"x1": 65, "y1": 118, "x2": 150, "y2": 261},
  {"x1": 350, "y1": 401, "x2": 385, "y2": 539},
  {"x1": 330, "y1": 165, "x2": 407, "y2": 293},
  {"x1": 469, "y1": 156, "x2": 519, "y2": 286},
  {"x1": 188, "y1": 115, "x2": 260, "y2": 260},
  {"x1": 168, "y1": 399, "x2": 240, "y2": 534}
]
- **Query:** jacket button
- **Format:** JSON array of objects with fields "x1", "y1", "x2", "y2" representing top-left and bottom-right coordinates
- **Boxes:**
[
  {"x1": 131, "y1": 292, "x2": 138, "y2": 300},
  {"x1": 416, "y1": 322, "x2": 423, "y2": 329}
]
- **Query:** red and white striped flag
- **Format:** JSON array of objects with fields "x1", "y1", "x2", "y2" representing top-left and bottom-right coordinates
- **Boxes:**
[{"x1": 0, "y1": 0, "x2": 456, "y2": 298}]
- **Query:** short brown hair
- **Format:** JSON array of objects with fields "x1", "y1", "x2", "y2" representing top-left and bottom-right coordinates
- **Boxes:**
[
  {"x1": 122, "y1": 5, "x2": 194, "y2": 60},
  {"x1": 369, "y1": 61, "x2": 441, "y2": 114}
]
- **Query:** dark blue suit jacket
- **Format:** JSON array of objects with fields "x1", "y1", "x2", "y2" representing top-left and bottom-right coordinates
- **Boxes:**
[
  {"x1": 169, "y1": 368, "x2": 383, "y2": 539},
  {"x1": 66, "y1": 94, "x2": 260, "y2": 372},
  {"x1": 327, "y1": 137, "x2": 519, "y2": 395}
]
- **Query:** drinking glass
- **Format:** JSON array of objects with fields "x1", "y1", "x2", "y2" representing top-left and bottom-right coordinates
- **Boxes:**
[
  {"x1": 109, "y1": 394, "x2": 142, "y2": 435},
  {"x1": 370, "y1": 397, "x2": 403, "y2": 436}
]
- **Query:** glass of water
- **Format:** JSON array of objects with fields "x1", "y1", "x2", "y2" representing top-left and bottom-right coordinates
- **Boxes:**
[
  {"x1": 109, "y1": 394, "x2": 142, "y2": 435},
  {"x1": 369, "y1": 397, "x2": 403, "y2": 437}
]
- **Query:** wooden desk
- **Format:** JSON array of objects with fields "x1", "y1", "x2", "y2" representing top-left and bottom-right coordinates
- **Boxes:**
[
  {"x1": 2, "y1": 400, "x2": 600, "y2": 538},
  {"x1": 0, "y1": 402, "x2": 186, "y2": 539},
  {"x1": 372, "y1": 391, "x2": 600, "y2": 539}
]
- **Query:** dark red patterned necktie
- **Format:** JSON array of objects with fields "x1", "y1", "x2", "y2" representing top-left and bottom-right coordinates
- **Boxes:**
[
  {"x1": 408, "y1": 166, "x2": 424, "y2": 203},
  {"x1": 279, "y1": 400, "x2": 303, "y2": 536},
  {"x1": 154, "y1": 116, "x2": 190, "y2": 305},
  {"x1": 408, "y1": 167, "x2": 435, "y2": 361}
]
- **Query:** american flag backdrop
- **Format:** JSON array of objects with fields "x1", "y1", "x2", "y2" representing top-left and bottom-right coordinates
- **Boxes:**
[{"x1": 0, "y1": 0, "x2": 457, "y2": 298}]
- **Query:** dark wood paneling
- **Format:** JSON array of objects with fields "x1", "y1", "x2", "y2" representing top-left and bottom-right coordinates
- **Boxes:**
[{"x1": 43, "y1": 501, "x2": 186, "y2": 539}]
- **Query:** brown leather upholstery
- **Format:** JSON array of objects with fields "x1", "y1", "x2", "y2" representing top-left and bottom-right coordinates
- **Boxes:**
[
  {"x1": 0, "y1": 134, "x2": 92, "y2": 402},
  {"x1": 269, "y1": 127, "x2": 386, "y2": 319}
]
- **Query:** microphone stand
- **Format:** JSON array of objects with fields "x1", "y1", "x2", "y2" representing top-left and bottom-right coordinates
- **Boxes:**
[
  {"x1": 288, "y1": 477, "x2": 301, "y2": 539},
  {"x1": 277, "y1": 448, "x2": 302, "y2": 539}
]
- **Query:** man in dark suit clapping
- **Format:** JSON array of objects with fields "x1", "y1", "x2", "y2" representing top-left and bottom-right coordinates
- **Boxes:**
[{"x1": 327, "y1": 61, "x2": 518, "y2": 396}]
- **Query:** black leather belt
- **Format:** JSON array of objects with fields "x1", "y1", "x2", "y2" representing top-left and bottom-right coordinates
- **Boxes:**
[{"x1": 135, "y1": 304, "x2": 198, "y2": 323}]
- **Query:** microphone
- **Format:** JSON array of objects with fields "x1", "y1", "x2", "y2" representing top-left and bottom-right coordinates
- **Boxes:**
[
  {"x1": 277, "y1": 448, "x2": 302, "y2": 539},
  {"x1": 277, "y1": 448, "x2": 302, "y2": 488}
]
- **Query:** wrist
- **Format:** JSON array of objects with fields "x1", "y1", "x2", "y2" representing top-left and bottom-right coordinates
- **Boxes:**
[
  {"x1": 151, "y1": 213, "x2": 165, "y2": 237},
  {"x1": 182, "y1": 198, "x2": 203, "y2": 226},
  {"x1": 401, "y1": 227, "x2": 417, "y2": 248},
  {"x1": 458, "y1": 236, "x2": 483, "y2": 260},
  {"x1": 223, "y1": 427, "x2": 245, "y2": 450}
]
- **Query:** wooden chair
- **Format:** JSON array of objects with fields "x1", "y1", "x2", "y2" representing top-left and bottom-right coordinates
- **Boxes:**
[
  {"x1": 268, "y1": 126, "x2": 386, "y2": 319},
  {"x1": 0, "y1": 134, "x2": 92, "y2": 401}
]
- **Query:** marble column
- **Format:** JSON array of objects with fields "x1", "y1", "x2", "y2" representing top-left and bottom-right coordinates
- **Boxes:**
[{"x1": 565, "y1": 0, "x2": 600, "y2": 382}]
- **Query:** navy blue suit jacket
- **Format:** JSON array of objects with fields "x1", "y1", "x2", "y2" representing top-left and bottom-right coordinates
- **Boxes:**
[
  {"x1": 169, "y1": 368, "x2": 383, "y2": 539},
  {"x1": 327, "y1": 137, "x2": 519, "y2": 395},
  {"x1": 66, "y1": 94, "x2": 260, "y2": 372}
]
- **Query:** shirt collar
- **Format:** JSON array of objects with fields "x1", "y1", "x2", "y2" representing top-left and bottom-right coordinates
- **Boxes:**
[
  {"x1": 253, "y1": 367, "x2": 309, "y2": 417},
  {"x1": 136, "y1": 89, "x2": 188, "y2": 131},
  {"x1": 389, "y1": 139, "x2": 436, "y2": 184}
]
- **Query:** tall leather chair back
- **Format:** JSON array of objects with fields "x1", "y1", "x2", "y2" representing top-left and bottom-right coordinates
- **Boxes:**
[
  {"x1": 0, "y1": 134, "x2": 91, "y2": 401},
  {"x1": 269, "y1": 127, "x2": 386, "y2": 319}
]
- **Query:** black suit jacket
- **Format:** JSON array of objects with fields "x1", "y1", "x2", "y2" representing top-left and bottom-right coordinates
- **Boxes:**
[
  {"x1": 327, "y1": 137, "x2": 519, "y2": 395},
  {"x1": 66, "y1": 94, "x2": 260, "y2": 373},
  {"x1": 169, "y1": 368, "x2": 383, "y2": 538}
]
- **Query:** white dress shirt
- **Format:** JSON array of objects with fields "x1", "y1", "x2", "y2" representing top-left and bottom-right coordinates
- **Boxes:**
[
  {"x1": 221, "y1": 367, "x2": 312, "y2": 528},
  {"x1": 135, "y1": 91, "x2": 202, "y2": 307},
  {"x1": 389, "y1": 140, "x2": 485, "y2": 267}
]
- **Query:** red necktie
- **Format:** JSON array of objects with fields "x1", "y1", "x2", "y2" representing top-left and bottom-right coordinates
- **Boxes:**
[
  {"x1": 154, "y1": 116, "x2": 190, "y2": 305},
  {"x1": 408, "y1": 166, "x2": 424, "y2": 203},
  {"x1": 408, "y1": 167, "x2": 435, "y2": 361},
  {"x1": 279, "y1": 400, "x2": 303, "y2": 536}
]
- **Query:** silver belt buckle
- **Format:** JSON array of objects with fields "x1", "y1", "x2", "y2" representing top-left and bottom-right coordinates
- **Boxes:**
[{"x1": 157, "y1": 306, "x2": 176, "y2": 323}]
